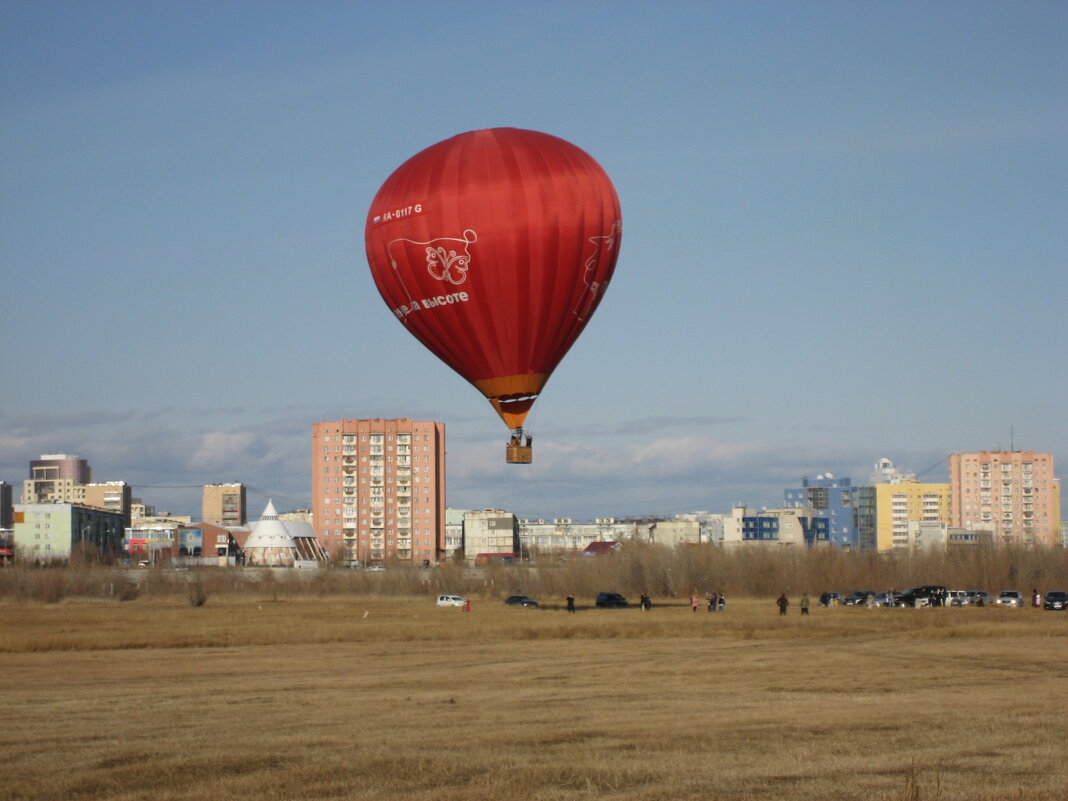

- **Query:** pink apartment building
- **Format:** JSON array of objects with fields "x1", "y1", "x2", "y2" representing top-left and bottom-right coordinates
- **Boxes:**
[
  {"x1": 311, "y1": 419, "x2": 445, "y2": 564},
  {"x1": 949, "y1": 451, "x2": 1060, "y2": 546}
]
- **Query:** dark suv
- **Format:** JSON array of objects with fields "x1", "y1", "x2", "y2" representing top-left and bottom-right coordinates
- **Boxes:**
[
  {"x1": 1043, "y1": 591, "x2": 1068, "y2": 611},
  {"x1": 595, "y1": 592, "x2": 628, "y2": 608},
  {"x1": 897, "y1": 586, "x2": 947, "y2": 607}
]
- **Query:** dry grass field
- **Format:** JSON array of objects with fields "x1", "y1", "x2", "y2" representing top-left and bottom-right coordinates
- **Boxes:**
[{"x1": 2, "y1": 590, "x2": 1066, "y2": 801}]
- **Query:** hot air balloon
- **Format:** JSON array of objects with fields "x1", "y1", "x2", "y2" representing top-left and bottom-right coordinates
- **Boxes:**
[{"x1": 364, "y1": 128, "x2": 621, "y2": 463}]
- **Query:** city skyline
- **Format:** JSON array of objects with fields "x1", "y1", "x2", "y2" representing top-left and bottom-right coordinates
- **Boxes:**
[
  {"x1": 2, "y1": 444, "x2": 1058, "y2": 532},
  {"x1": 2, "y1": 2, "x2": 1066, "y2": 521}
]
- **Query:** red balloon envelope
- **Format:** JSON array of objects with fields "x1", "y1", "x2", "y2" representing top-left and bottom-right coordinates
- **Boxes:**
[{"x1": 364, "y1": 127, "x2": 622, "y2": 442}]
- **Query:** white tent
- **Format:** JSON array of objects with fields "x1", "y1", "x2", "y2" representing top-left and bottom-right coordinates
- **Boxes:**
[{"x1": 244, "y1": 500, "x2": 326, "y2": 567}]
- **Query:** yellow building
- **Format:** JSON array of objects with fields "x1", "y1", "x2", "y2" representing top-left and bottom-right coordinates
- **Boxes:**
[
  {"x1": 875, "y1": 482, "x2": 950, "y2": 552},
  {"x1": 80, "y1": 481, "x2": 132, "y2": 525}
]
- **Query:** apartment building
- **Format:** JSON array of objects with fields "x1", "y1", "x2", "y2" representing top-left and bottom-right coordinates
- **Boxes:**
[
  {"x1": 519, "y1": 517, "x2": 638, "y2": 555},
  {"x1": 949, "y1": 451, "x2": 1060, "y2": 546},
  {"x1": 463, "y1": 509, "x2": 519, "y2": 562},
  {"x1": 782, "y1": 474, "x2": 861, "y2": 548},
  {"x1": 646, "y1": 518, "x2": 701, "y2": 547},
  {"x1": 82, "y1": 481, "x2": 133, "y2": 526},
  {"x1": 19, "y1": 455, "x2": 133, "y2": 526},
  {"x1": 21, "y1": 453, "x2": 91, "y2": 503},
  {"x1": 311, "y1": 418, "x2": 445, "y2": 565},
  {"x1": 202, "y1": 483, "x2": 247, "y2": 527},
  {"x1": 874, "y1": 482, "x2": 951, "y2": 552},
  {"x1": 12, "y1": 502, "x2": 125, "y2": 562}
]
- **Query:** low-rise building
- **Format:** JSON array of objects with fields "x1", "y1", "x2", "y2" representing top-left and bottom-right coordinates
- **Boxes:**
[
  {"x1": 13, "y1": 503, "x2": 125, "y2": 562},
  {"x1": 0, "y1": 529, "x2": 13, "y2": 565},
  {"x1": 124, "y1": 525, "x2": 179, "y2": 564},
  {"x1": 463, "y1": 509, "x2": 518, "y2": 562},
  {"x1": 646, "y1": 518, "x2": 700, "y2": 547},
  {"x1": 674, "y1": 511, "x2": 727, "y2": 544},
  {"x1": 519, "y1": 517, "x2": 640, "y2": 556},
  {"x1": 904, "y1": 521, "x2": 996, "y2": 550},
  {"x1": 177, "y1": 522, "x2": 248, "y2": 566},
  {"x1": 445, "y1": 508, "x2": 465, "y2": 561},
  {"x1": 722, "y1": 505, "x2": 829, "y2": 546},
  {"x1": 243, "y1": 501, "x2": 326, "y2": 568}
]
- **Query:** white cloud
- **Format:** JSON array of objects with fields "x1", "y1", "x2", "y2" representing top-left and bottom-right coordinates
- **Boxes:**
[{"x1": 187, "y1": 431, "x2": 258, "y2": 470}]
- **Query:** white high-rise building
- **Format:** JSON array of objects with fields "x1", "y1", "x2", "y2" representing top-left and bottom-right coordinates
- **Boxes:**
[{"x1": 870, "y1": 458, "x2": 917, "y2": 485}]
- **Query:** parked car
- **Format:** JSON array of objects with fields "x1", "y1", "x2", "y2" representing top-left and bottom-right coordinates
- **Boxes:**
[
  {"x1": 997, "y1": 591, "x2": 1024, "y2": 608},
  {"x1": 818, "y1": 592, "x2": 841, "y2": 607},
  {"x1": 1042, "y1": 591, "x2": 1068, "y2": 611},
  {"x1": 872, "y1": 592, "x2": 896, "y2": 607},
  {"x1": 897, "y1": 586, "x2": 947, "y2": 607},
  {"x1": 503, "y1": 595, "x2": 539, "y2": 608},
  {"x1": 595, "y1": 592, "x2": 628, "y2": 608},
  {"x1": 436, "y1": 594, "x2": 466, "y2": 607},
  {"x1": 946, "y1": 590, "x2": 969, "y2": 606},
  {"x1": 842, "y1": 591, "x2": 877, "y2": 606},
  {"x1": 965, "y1": 590, "x2": 992, "y2": 606},
  {"x1": 366, "y1": 565, "x2": 385, "y2": 572}
]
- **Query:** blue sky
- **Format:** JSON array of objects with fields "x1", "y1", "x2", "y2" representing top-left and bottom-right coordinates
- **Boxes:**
[{"x1": 2, "y1": 1, "x2": 1065, "y2": 521}]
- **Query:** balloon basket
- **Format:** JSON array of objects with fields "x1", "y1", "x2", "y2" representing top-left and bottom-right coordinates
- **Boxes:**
[{"x1": 506, "y1": 444, "x2": 533, "y2": 464}]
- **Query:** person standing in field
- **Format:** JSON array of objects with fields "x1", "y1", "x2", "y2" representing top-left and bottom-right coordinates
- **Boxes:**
[
  {"x1": 566, "y1": 594, "x2": 575, "y2": 614},
  {"x1": 691, "y1": 592, "x2": 700, "y2": 612},
  {"x1": 1032, "y1": 589, "x2": 1041, "y2": 608},
  {"x1": 777, "y1": 593, "x2": 789, "y2": 615},
  {"x1": 800, "y1": 593, "x2": 810, "y2": 615},
  {"x1": 708, "y1": 591, "x2": 719, "y2": 612}
]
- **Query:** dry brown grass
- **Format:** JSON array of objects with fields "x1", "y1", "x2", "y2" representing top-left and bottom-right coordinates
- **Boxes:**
[
  {"x1": 4, "y1": 542, "x2": 1066, "y2": 605},
  {"x1": 2, "y1": 594, "x2": 1065, "y2": 801}
]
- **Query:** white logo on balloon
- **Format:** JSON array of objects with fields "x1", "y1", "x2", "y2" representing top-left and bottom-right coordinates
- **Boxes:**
[
  {"x1": 388, "y1": 230, "x2": 478, "y2": 286},
  {"x1": 575, "y1": 220, "x2": 621, "y2": 321}
]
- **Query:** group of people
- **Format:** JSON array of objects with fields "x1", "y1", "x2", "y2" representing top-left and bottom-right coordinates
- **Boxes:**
[
  {"x1": 562, "y1": 588, "x2": 1047, "y2": 616},
  {"x1": 688, "y1": 591, "x2": 726, "y2": 612},
  {"x1": 776, "y1": 593, "x2": 810, "y2": 615}
]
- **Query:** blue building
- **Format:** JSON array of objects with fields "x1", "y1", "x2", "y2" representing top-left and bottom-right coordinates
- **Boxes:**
[
  {"x1": 741, "y1": 512, "x2": 829, "y2": 545},
  {"x1": 783, "y1": 474, "x2": 860, "y2": 548}
]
